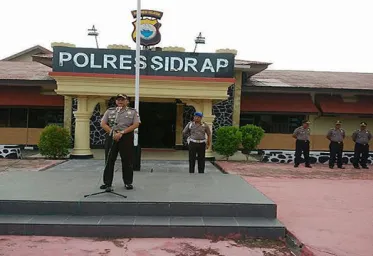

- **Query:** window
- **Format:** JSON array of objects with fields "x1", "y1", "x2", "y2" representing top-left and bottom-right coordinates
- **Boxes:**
[
  {"x1": 9, "y1": 108, "x2": 27, "y2": 128},
  {"x1": 240, "y1": 113, "x2": 305, "y2": 134},
  {"x1": 0, "y1": 108, "x2": 63, "y2": 128},
  {"x1": 28, "y1": 108, "x2": 64, "y2": 128},
  {"x1": 0, "y1": 109, "x2": 9, "y2": 127}
]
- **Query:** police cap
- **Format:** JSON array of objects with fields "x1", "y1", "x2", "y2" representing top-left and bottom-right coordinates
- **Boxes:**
[
  {"x1": 194, "y1": 112, "x2": 203, "y2": 117},
  {"x1": 335, "y1": 120, "x2": 342, "y2": 125},
  {"x1": 116, "y1": 94, "x2": 128, "y2": 100},
  {"x1": 302, "y1": 120, "x2": 310, "y2": 124},
  {"x1": 360, "y1": 122, "x2": 367, "y2": 127}
]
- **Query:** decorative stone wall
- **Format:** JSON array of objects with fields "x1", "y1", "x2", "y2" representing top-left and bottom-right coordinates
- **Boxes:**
[
  {"x1": 212, "y1": 84, "x2": 234, "y2": 143},
  {"x1": 261, "y1": 150, "x2": 373, "y2": 165},
  {"x1": 0, "y1": 146, "x2": 22, "y2": 159}
]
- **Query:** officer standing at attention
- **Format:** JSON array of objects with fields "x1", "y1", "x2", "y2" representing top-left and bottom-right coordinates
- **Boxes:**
[
  {"x1": 352, "y1": 122, "x2": 371, "y2": 169},
  {"x1": 292, "y1": 120, "x2": 312, "y2": 168},
  {"x1": 326, "y1": 120, "x2": 345, "y2": 169},
  {"x1": 100, "y1": 94, "x2": 141, "y2": 190},
  {"x1": 182, "y1": 112, "x2": 212, "y2": 173}
]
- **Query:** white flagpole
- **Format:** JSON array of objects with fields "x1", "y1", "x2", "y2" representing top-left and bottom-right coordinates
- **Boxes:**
[{"x1": 134, "y1": 0, "x2": 141, "y2": 146}]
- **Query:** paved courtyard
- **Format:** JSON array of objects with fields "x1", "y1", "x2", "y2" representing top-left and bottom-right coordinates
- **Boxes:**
[{"x1": 217, "y1": 162, "x2": 373, "y2": 256}]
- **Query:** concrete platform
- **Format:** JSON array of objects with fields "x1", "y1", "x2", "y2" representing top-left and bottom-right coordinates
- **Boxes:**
[{"x1": 0, "y1": 160, "x2": 285, "y2": 239}]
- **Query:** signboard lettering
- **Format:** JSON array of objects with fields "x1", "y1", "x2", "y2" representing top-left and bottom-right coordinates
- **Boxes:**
[{"x1": 53, "y1": 47, "x2": 235, "y2": 78}]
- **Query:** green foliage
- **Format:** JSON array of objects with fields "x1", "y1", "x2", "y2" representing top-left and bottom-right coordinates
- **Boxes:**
[
  {"x1": 214, "y1": 126, "x2": 242, "y2": 160},
  {"x1": 240, "y1": 124, "x2": 265, "y2": 155},
  {"x1": 38, "y1": 124, "x2": 71, "y2": 159}
]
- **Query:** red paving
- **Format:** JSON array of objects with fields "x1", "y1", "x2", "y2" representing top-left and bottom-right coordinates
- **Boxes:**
[
  {"x1": 217, "y1": 161, "x2": 373, "y2": 256},
  {"x1": 0, "y1": 159, "x2": 64, "y2": 172},
  {"x1": 0, "y1": 236, "x2": 291, "y2": 256}
]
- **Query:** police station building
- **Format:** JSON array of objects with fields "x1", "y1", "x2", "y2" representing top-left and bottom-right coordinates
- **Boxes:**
[{"x1": 1, "y1": 10, "x2": 373, "y2": 160}]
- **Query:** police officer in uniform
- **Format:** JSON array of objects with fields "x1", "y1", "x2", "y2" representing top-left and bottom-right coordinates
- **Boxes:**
[
  {"x1": 326, "y1": 120, "x2": 345, "y2": 169},
  {"x1": 182, "y1": 112, "x2": 212, "y2": 173},
  {"x1": 100, "y1": 94, "x2": 141, "y2": 190},
  {"x1": 292, "y1": 120, "x2": 312, "y2": 168},
  {"x1": 352, "y1": 122, "x2": 371, "y2": 169}
]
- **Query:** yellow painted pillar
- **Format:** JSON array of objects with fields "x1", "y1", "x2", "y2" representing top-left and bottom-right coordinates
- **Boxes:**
[
  {"x1": 201, "y1": 100, "x2": 215, "y2": 159},
  {"x1": 63, "y1": 96, "x2": 72, "y2": 135},
  {"x1": 232, "y1": 71, "x2": 242, "y2": 127},
  {"x1": 175, "y1": 103, "x2": 184, "y2": 149},
  {"x1": 70, "y1": 96, "x2": 93, "y2": 158}
]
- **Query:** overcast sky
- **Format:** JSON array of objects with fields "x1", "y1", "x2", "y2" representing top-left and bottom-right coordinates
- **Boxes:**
[{"x1": 1, "y1": 0, "x2": 372, "y2": 72}]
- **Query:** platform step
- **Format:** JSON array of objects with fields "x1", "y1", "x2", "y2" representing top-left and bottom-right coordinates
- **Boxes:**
[
  {"x1": 0, "y1": 201, "x2": 277, "y2": 218},
  {"x1": 0, "y1": 215, "x2": 285, "y2": 239}
]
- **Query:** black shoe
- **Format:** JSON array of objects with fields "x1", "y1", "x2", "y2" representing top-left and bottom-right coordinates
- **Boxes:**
[
  {"x1": 100, "y1": 184, "x2": 111, "y2": 190},
  {"x1": 305, "y1": 165, "x2": 312, "y2": 168},
  {"x1": 338, "y1": 166, "x2": 345, "y2": 169},
  {"x1": 329, "y1": 165, "x2": 334, "y2": 169},
  {"x1": 353, "y1": 165, "x2": 360, "y2": 169},
  {"x1": 294, "y1": 164, "x2": 299, "y2": 168},
  {"x1": 125, "y1": 184, "x2": 133, "y2": 190},
  {"x1": 361, "y1": 166, "x2": 369, "y2": 169}
]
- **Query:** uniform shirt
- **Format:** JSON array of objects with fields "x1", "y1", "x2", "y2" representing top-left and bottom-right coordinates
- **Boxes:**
[
  {"x1": 182, "y1": 121, "x2": 211, "y2": 140},
  {"x1": 101, "y1": 107, "x2": 141, "y2": 131},
  {"x1": 352, "y1": 129, "x2": 372, "y2": 145},
  {"x1": 293, "y1": 126, "x2": 310, "y2": 141},
  {"x1": 327, "y1": 128, "x2": 345, "y2": 142}
]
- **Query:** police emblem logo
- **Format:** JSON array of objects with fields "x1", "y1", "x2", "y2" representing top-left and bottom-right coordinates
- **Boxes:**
[{"x1": 131, "y1": 9, "x2": 163, "y2": 47}]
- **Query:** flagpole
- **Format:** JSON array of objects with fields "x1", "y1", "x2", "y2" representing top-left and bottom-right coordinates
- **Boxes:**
[{"x1": 134, "y1": 0, "x2": 141, "y2": 147}]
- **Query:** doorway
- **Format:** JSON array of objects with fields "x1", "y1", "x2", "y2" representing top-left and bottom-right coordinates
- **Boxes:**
[{"x1": 136, "y1": 102, "x2": 176, "y2": 148}]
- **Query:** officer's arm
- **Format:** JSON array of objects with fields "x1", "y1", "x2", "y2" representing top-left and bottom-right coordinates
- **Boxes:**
[
  {"x1": 100, "y1": 110, "x2": 112, "y2": 134},
  {"x1": 292, "y1": 128, "x2": 298, "y2": 139},
  {"x1": 206, "y1": 125, "x2": 212, "y2": 146},
  {"x1": 351, "y1": 131, "x2": 357, "y2": 142},
  {"x1": 182, "y1": 122, "x2": 190, "y2": 136},
  {"x1": 326, "y1": 130, "x2": 332, "y2": 140}
]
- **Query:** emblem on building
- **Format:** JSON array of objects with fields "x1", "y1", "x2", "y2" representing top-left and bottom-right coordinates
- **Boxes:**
[{"x1": 131, "y1": 9, "x2": 163, "y2": 47}]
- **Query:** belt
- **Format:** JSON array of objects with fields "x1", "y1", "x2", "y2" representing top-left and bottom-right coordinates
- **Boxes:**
[
  {"x1": 331, "y1": 141, "x2": 343, "y2": 144},
  {"x1": 189, "y1": 139, "x2": 206, "y2": 143}
]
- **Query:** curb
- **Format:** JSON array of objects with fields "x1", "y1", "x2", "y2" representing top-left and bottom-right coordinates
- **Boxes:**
[
  {"x1": 286, "y1": 230, "x2": 314, "y2": 256},
  {"x1": 36, "y1": 160, "x2": 68, "y2": 172},
  {"x1": 210, "y1": 160, "x2": 228, "y2": 174}
]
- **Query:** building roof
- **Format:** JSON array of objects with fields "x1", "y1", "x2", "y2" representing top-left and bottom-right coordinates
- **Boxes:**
[
  {"x1": 1, "y1": 45, "x2": 52, "y2": 61},
  {"x1": 241, "y1": 93, "x2": 318, "y2": 114},
  {"x1": 0, "y1": 61, "x2": 52, "y2": 80},
  {"x1": 317, "y1": 95, "x2": 373, "y2": 115},
  {"x1": 250, "y1": 69, "x2": 373, "y2": 91}
]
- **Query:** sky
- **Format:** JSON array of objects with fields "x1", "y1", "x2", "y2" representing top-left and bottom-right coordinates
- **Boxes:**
[{"x1": 1, "y1": 0, "x2": 372, "y2": 73}]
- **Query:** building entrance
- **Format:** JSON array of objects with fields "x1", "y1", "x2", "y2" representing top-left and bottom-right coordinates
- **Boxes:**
[{"x1": 137, "y1": 102, "x2": 176, "y2": 148}]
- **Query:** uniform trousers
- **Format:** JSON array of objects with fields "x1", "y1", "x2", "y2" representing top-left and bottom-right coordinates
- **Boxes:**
[
  {"x1": 294, "y1": 139, "x2": 310, "y2": 166},
  {"x1": 353, "y1": 143, "x2": 369, "y2": 167},
  {"x1": 188, "y1": 141, "x2": 206, "y2": 173},
  {"x1": 329, "y1": 141, "x2": 343, "y2": 167},
  {"x1": 103, "y1": 132, "x2": 134, "y2": 186}
]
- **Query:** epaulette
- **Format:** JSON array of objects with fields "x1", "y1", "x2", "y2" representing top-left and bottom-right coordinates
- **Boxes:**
[{"x1": 108, "y1": 107, "x2": 116, "y2": 110}]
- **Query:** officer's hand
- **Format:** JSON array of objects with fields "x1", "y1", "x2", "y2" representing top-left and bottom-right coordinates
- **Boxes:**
[{"x1": 113, "y1": 132, "x2": 122, "y2": 141}]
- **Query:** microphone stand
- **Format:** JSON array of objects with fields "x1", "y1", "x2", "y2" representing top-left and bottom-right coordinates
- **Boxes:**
[{"x1": 84, "y1": 107, "x2": 127, "y2": 199}]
